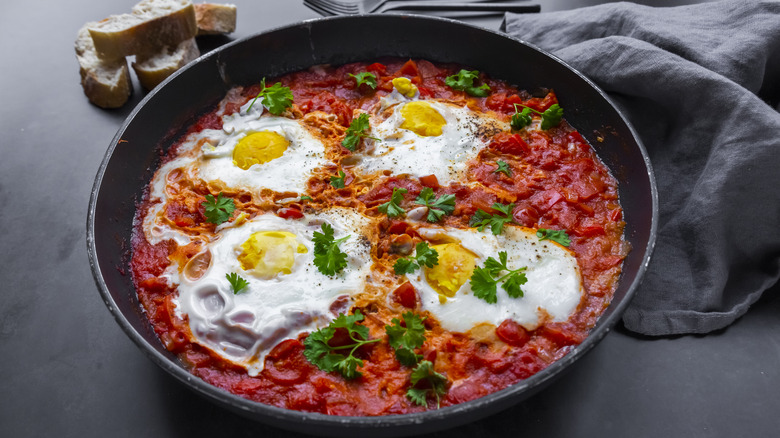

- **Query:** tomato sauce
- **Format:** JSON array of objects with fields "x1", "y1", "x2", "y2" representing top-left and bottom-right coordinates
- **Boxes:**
[{"x1": 131, "y1": 59, "x2": 627, "y2": 415}]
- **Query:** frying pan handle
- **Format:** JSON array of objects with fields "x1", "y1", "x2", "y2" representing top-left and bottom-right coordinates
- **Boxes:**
[{"x1": 381, "y1": 2, "x2": 541, "y2": 13}]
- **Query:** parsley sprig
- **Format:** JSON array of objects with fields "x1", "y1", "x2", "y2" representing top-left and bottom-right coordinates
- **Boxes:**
[
  {"x1": 470, "y1": 251, "x2": 528, "y2": 304},
  {"x1": 247, "y1": 78, "x2": 294, "y2": 115},
  {"x1": 444, "y1": 69, "x2": 491, "y2": 97},
  {"x1": 385, "y1": 312, "x2": 426, "y2": 366},
  {"x1": 342, "y1": 113, "x2": 379, "y2": 151},
  {"x1": 225, "y1": 272, "x2": 249, "y2": 294},
  {"x1": 415, "y1": 188, "x2": 456, "y2": 222},
  {"x1": 202, "y1": 192, "x2": 235, "y2": 225},
  {"x1": 312, "y1": 223, "x2": 349, "y2": 276},
  {"x1": 511, "y1": 103, "x2": 564, "y2": 130},
  {"x1": 493, "y1": 160, "x2": 512, "y2": 177},
  {"x1": 378, "y1": 187, "x2": 407, "y2": 218},
  {"x1": 469, "y1": 202, "x2": 515, "y2": 235},
  {"x1": 393, "y1": 242, "x2": 439, "y2": 276},
  {"x1": 349, "y1": 72, "x2": 378, "y2": 90},
  {"x1": 537, "y1": 228, "x2": 571, "y2": 247},
  {"x1": 302, "y1": 310, "x2": 380, "y2": 380},
  {"x1": 407, "y1": 361, "x2": 448, "y2": 408},
  {"x1": 330, "y1": 170, "x2": 346, "y2": 189}
]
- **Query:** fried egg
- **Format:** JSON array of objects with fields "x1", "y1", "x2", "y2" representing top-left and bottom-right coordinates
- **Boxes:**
[
  {"x1": 406, "y1": 225, "x2": 583, "y2": 332},
  {"x1": 355, "y1": 99, "x2": 506, "y2": 184},
  {"x1": 197, "y1": 101, "x2": 330, "y2": 195},
  {"x1": 174, "y1": 208, "x2": 373, "y2": 376}
]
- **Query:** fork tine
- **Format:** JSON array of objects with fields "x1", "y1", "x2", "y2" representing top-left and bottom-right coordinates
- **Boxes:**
[
  {"x1": 307, "y1": 0, "x2": 360, "y2": 14},
  {"x1": 303, "y1": 0, "x2": 338, "y2": 16}
]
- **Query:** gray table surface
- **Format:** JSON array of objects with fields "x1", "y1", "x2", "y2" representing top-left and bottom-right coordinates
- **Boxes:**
[{"x1": 2, "y1": 0, "x2": 778, "y2": 437}]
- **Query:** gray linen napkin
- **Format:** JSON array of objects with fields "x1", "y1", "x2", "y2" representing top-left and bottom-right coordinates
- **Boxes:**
[{"x1": 503, "y1": 0, "x2": 780, "y2": 336}]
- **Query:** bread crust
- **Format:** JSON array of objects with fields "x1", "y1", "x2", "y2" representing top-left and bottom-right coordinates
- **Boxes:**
[{"x1": 88, "y1": 0, "x2": 197, "y2": 59}]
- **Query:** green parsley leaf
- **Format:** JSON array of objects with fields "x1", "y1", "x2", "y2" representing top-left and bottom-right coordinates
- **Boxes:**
[
  {"x1": 302, "y1": 310, "x2": 380, "y2": 380},
  {"x1": 393, "y1": 242, "x2": 439, "y2": 275},
  {"x1": 541, "y1": 104, "x2": 564, "y2": 130},
  {"x1": 342, "y1": 113, "x2": 378, "y2": 151},
  {"x1": 385, "y1": 312, "x2": 427, "y2": 367},
  {"x1": 349, "y1": 72, "x2": 378, "y2": 90},
  {"x1": 470, "y1": 251, "x2": 528, "y2": 304},
  {"x1": 414, "y1": 187, "x2": 456, "y2": 222},
  {"x1": 225, "y1": 272, "x2": 249, "y2": 294},
  {"x1": 444, "y1": 69, "x2": 491, "y2": 97},
  {"x1": 247, "y1": 78, "x2": 294, "y2": 115},
  {"x1": 378, "y1": 187, "x2": 408, "y2": 218},
  {"x1": 201, "y1": 192, "x2": 235, "y2": 225},
  {"x1": 493, "y1": 160, "x2": 512, "y2": 177},
  {"x1": 511, "y1": 103, "x2": 564, "y2": 130},
  {"x1": 510, "y1": 106, "x2": 533, "y2": 130},
  {"x1": 330, "y1": 170, "x2": 346, "y2": 189},
  {"x1": 407, "y1": 360, "x2": 448, "y2": 408},
  {"x1": 468, "y1": 202, "x2": 515, "y2": 235},
  {"x1": 537, "y1": 228, "x2": 571, "y2": 247},
  {"x1": 312, "y1": 223, "x2": 349, "y2": 276},
  {"x1": 300, "y1": 195, "x2": 313, "y2": 202}
]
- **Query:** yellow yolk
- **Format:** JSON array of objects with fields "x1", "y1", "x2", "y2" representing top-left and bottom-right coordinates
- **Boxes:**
[
  {"x1": 238, "y1": 231, "x2": 307, "y2": 279},
  {"x1": 400, "y1": 101, "x2": 447, "y2": 137},
  {"x1": 392, "y1": 77, "x2": 418, "y2": 98},
  {"x1": 424, "y1": 243, "x2": 477, "y2": 303},
  {"x1": 232, "y1": 131, "x2": 290, "y2": 170}
]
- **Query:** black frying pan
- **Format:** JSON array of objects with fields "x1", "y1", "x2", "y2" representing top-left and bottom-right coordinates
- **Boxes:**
[{"x1": 87, "y1": 14, "x2": 657, "y2": 437}]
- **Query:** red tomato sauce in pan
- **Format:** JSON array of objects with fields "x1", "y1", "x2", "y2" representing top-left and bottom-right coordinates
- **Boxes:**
[{"x1": 131, "y1": 59, "x2": 627, "y2": 415}]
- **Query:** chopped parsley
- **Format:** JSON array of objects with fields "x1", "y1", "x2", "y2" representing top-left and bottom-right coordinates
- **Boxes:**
[
  {"x1": 349, "y1": 72, "x2": 378, "y2": 89},
  {"x1": 300, "y1": 195, "x2": 313, "y2": 202},
  {"x1": 342, "y1": 113, "x2": 379, "y2": 151},
  {"x1": 493, "y1": 160, "x2": 512, "y2": 177},
  {"x1": 469, "y1": 202, "x2": 515, "y2": 235},
  {"x1": 330, "y1": 170, "x2": 347, "y2": 189},
  {"x1": 378, "y1": 187, "x2": 408, "y2": 218},
  {"x1": 385, "y1": 312, "x2": 427, "y2": 366},
  {"x1": 302, "y1": 310, "x2": 380, "y2": 380},
  {"x1": 511, "y1": 103, "x2": 564, "y2": 130},
  {"x1": 470, "y1": 251, "x2": 528, "y2": 304},
  {"x1": 393, "y1": 242, "x2": 439, "y2": 276},
  {"x1": 537, "y1": 228, "x2": 571, "y2": 247},
  {"x1": 312, "y1": 223, "x2": 349, "y2": 276},
  {"x1": 414, "y1": 187, "x2": 456, "y2": 222},
  {"x1": 406, "y1": 361, "x2": 448, "y2": 408},
  {"x1": 225, "y1": 272, "x2": 249, "y2": 294},
  {"x1": 201, "y1": 192, "x2": 235, "y2": 225},
  {"x1": 246, "y1": 78, "x2": 294, "y2": 115},
  {"x1": 444, "y1": 69, "x2": 491, "y2": 97}
]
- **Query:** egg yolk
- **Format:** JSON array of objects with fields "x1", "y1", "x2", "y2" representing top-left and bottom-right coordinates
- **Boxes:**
[
  {"x1": 400, "y1": 101, "x2": 446, "y2": 137},
  {"x1": 424, "y1": 243, "x2": 477, "y2": 303},
  {"x1": 392, "y1": 77, "x2": 418, "y2": 98},
  {"x1": 232, "y1": 131, "x2": 290, "y2": 170},
  {"x1": 238, "y1": 231, "x2": 307, "y2": 279}
]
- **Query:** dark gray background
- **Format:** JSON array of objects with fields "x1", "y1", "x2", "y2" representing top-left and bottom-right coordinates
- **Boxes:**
[{"x1": 1, "y1": 0, "x2": 778, "y2": 437}]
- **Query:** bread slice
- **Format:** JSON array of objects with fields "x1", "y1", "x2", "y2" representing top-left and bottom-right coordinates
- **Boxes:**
[
  {"x1": 194, "y1": 3, "x2": 237, "y2": 35},
  {"x1": 87, "y1": 0, "x2": 197, "y2": 59},
  {"x1": 75, "y1": 23, "x2": 132, "y2": 109},
  {"x1": 133, "y1": 37, "x2": 200, "y2": 90}
]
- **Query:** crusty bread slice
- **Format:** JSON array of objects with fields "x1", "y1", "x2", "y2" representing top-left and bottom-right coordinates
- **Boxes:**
[
  {"x1": 87, "y1": 0, "x2": 197, "y2": 59},
  {"x1": 75, "y1": 23, "x2": 132, "y2": 109},
  {"x1": 194, "y1": 3, "x2": 237, "y2": 35},
  {"x1": 132, "y1": 37, "x2": 200, "y2": 90}
]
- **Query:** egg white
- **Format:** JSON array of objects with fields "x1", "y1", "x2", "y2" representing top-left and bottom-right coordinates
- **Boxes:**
[
  {"x1": 175, "y1": 208, "x2": 373, "y2": 376},
  {"x1": 408, "y1": 225, "x2": 584, "y2": 332}
]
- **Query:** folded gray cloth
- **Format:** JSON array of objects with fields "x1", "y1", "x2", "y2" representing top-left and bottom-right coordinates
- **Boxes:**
[{"x1": 503, "y1": 0, "x2": 780, "y2": 336}]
